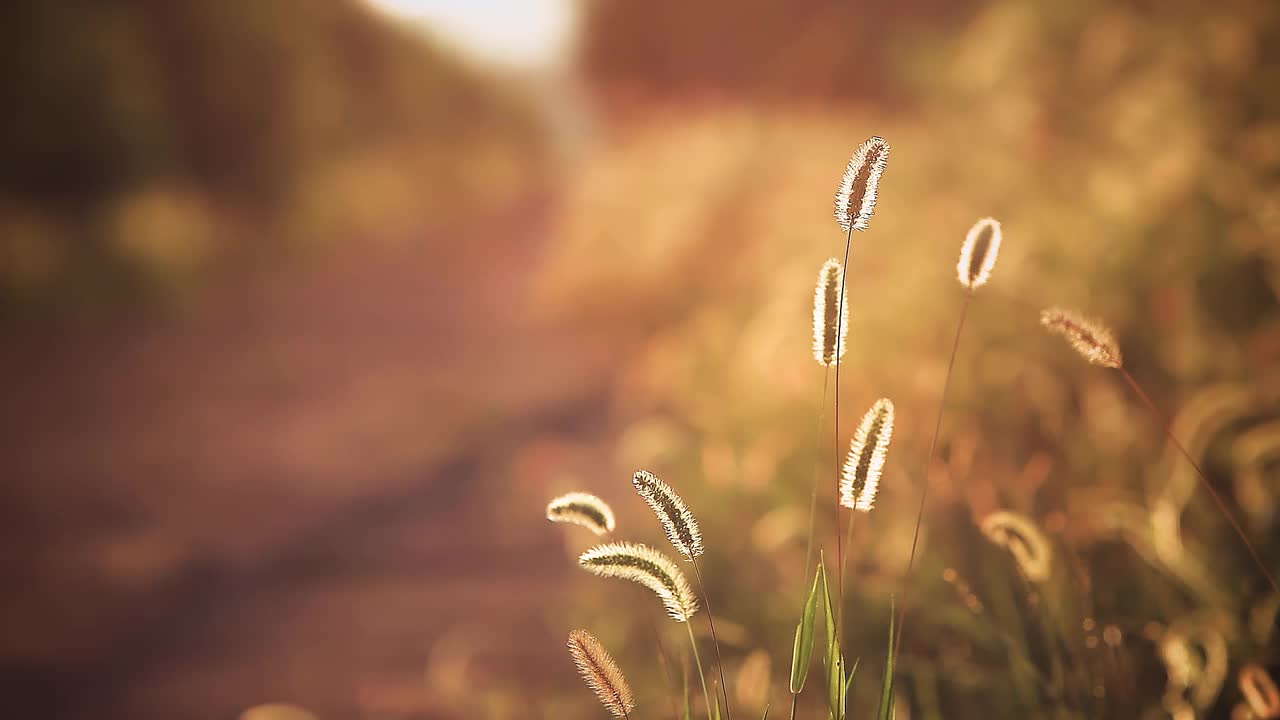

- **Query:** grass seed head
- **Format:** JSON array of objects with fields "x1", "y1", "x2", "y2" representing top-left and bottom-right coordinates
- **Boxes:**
[
  {"x1": 840, "y1": 398, "x2": 895, "y2": 511},
  {"x1": 632, "y1": 469, "x2": 704, "y2": 559},
  {"x1": 957, "y1": 217, "x2": 1002, "y2": 290},
  {"x1": 568, "y1": 629, "x2": 636, "y2": 718},
  {"x1": 834, "y1": 136, "x2": 890, "y2": 234},
  {"x1": 813, "y1": 258, "x2": 848, "y2": 367},
  {"x1": 547, "y1": 492, "x2": 617, "y2": 536},
  {"x1": 579, "y1": 541, "x2": 699, "y2": 622},
  {"x1": 979, "y1": 511, "x2": 1052, "y2": 582},
  {"x1": 1040, "y1": 306, "x2": 1123, "y2": 368}
]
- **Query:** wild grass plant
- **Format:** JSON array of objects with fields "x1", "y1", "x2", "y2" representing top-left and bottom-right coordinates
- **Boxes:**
[{"x1": 543, "y1": 135, "x2": 1280, "y2": 719}]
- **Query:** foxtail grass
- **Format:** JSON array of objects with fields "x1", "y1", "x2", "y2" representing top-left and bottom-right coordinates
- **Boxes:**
[
  {"x1": 894, "y1": 217, "x2": 1003, "y2": 658},
  {"x1": 802, "y1": 257, "x2": 847, "y2": 600},
  {"x1": 547, "y1": 492, "x2": 617, "y2": 536},
  {"x1": 580, "y1": 541, "x2": 718, "y2": 719},
  {"x1": 633, "y1": 470, "x2": 704, "y2": 559},
  {"x1": 1040, "y1": 307, "x2": 1122, "y2": 369},
  {"x1": 1041, "y1": 305, "x2": 1280, "y2": 596},
  {"x1": 830, "y1": 136, "x2": 890, "y2": 656},
  {"x1": 813, "y1": 259, "x2": 848, "y2": 367},
  {"x1": 839, "y1": 398, "x2": 895, "y2": 512},
  {"x1": 633, "y1": 469, "x2": 730, "y2": 720},
  {"x1": 579, "y1": 542, "x2": 699, "y2": 622},
  {"x1": 568, "y1": 629, "x2": 636, "y2": 719},
  {"x1": 837, "y1": 398, "x2": 895, "y2": 615},
  {"x1": 979, "y1": 510, "x2": 1053, "y2": 582},
  {"x1": 833, "y1": 136, "x2": 890, "y2": 234}
]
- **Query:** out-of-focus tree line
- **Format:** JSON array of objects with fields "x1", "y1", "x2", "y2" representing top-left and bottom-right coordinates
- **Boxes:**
[{"x1": 0, "y1": 0, "x2": 546, "y2": 318}]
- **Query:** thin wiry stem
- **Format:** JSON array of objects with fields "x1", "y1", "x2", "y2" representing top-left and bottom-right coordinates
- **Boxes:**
[
  {"x1": 788, "y1": 691, "x2": 799, "y2": 720},
  {"x1": 1118, "y1": 367, "x2": 1280, "y2": 596},
  {"x1": 802, "y1": 370, "x2": 832, "y2": 596},
  {"x1": 895, "y1": 291, "x2": 972, "y2": 659},
  {"x1": 692, "y1": 559, "x2": 731, "y2": 720},
  {"x1": 838, "y1": 509, "x2": 857, "y2": 611},
  {"x1": 833, "y1": 222, "x2": 853, "y2": 643},
  {"x1": 686, "y1": 618, "x2": 714, "y2": 720}
]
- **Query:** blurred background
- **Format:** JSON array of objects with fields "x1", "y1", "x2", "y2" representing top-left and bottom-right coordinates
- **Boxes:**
[{"x1": 2, "y1": 0, "x2": 1280, "y2": 718}]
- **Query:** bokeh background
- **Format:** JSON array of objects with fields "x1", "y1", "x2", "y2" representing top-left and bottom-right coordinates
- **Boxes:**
[{"x1": 3, "y1": 0, "x2": 1280, "y2": 718}]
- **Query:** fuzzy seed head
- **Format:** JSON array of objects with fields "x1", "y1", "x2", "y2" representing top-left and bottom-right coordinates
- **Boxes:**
[
  {"x1": 840, "y1": 398, "x2": 895, "y2": 511},
  {"x1": 834, "y1": 136, "x2": 890, "y2": 233},
  {"x1": 812, "y1": 259, "x2": 848, "y2": 366},
  {"x1": 957, "y1": 217, "x2": 1002, "y2": 290},
  {"x1": 1040, "y1": 306, "x2": 1123, "y2": 368},
  {"x1": 632, "y1": 469, "x2": 704, "y2": 559},
  {"x1": 579, "y1": 542, "x2": 699, "y2": 622},
  {"x1": 568, "y1": 630, "x2": 636, "y2": 717},
  {"x1": 546, "y1": 492, "x2": 616, "y2": 536},
  {"x1": 979, "y1": 511, "x2": 1052, "y2": 582}
]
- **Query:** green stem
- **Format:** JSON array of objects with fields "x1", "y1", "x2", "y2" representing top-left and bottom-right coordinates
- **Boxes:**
[
  {"x1": 686, "y1": 620, "x2": 715, "y2": 720},
  {"x1": 802, "y1": 371, "x2": 832, "y2": 601}
]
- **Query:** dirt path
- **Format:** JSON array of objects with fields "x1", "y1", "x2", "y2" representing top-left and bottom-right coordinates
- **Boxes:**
[{"x1": 0, "y1": 198, "x2": 624, "y2": 718}]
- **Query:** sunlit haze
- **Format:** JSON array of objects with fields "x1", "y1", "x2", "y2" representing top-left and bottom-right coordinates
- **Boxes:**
[{"x1": 364, "y1": 0, "x2": 575, "y2": 66}]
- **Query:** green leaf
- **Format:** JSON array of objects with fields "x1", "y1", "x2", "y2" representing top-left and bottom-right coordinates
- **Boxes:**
[
  {"x1": 789, "y1": 561, "x2": 823, "y2": 693},
  {"x1": 817, "y1": 556, "x2": 846, "y2": 720},
  {"x1": 876, "y1": 596, "x2": 897, "y2": 720},
  {"x1": 712, "y1": 693, "x2": 722, "y2": 720}
]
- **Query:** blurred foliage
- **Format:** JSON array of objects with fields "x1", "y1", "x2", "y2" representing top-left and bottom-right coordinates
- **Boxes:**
[
  {"x1": 578, "y1": 0, "x2": 978, "y2": 110},
  {"x1": 530, "y1": 0, "x2": 1280, "y2": 718},
  {"x1": 0, "y1": 0, "x2": 547, "y2": 317}
]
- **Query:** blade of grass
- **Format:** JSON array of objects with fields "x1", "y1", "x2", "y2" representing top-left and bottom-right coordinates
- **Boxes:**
[
  {"x1": 790, "y1": 558, "x2": 823, "y2": 694},
  {"x1": 819, "y1": 559, "x2": 851, "y2": 720}
]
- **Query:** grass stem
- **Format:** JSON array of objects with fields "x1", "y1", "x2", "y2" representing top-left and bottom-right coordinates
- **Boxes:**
[
  {"x1": 1118, "y1": 367, "x2": 1280, "y2": 595},
  {"x1": 833, "y1": 222, "x2": 854, "y2": 647},
  {"x1": 895, "y1": 291, "x2": 972, "y2": 658},
  {"x1": 802, "y1": 371, "x2": 832, "y2": 597},
  {"x1": 692, "y1": 558, "x2": 732, "y2": 720},
  {"x1": 837, "y1": 509, "x2": 857, "y2": 640},
  {"x1": 686, "y1": 619, "x2": 715, "y2": 720}
]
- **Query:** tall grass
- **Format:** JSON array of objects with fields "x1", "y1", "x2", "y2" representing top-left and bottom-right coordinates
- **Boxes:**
[{"x1": 542, "y1": 136, "x2": 1273, "y2": 720}]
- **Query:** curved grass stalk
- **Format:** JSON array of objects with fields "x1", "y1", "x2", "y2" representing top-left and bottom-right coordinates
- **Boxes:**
[{"x1": 1117, "y1": 367, "x2": 1280, "y2": 596}]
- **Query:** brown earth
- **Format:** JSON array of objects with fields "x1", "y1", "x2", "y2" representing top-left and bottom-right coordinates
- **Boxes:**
[{"x1": 0, "y1": 197, "x2": 620, "y2": 718}]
